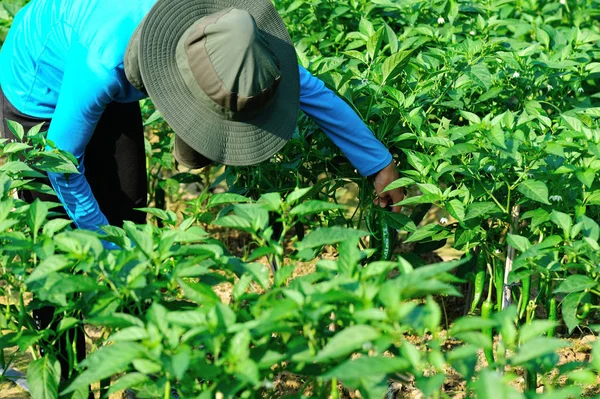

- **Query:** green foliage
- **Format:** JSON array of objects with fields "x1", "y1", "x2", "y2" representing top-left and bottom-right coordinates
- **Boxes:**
[
  {"x1": 2, "y1": 0, "x2": 600, "y2": 397},
  {"x1": 1, "y1": 127, "x2": 599, "y2": 398}
]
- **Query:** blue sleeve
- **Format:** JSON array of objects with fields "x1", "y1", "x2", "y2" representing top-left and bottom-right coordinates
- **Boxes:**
[
  {"x1": 298, "y1": 65, "x2": 392, "y2": 177},
  {"x1": 45, "y1": 43, "x2": 119, "y2": 233}
]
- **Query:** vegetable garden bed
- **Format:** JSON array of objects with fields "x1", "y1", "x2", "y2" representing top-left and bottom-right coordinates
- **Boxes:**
[{"x1": 2, "y1": 0, "x2": 600, "y2": 398}]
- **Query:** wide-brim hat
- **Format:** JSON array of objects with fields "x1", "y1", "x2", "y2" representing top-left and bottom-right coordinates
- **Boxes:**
[{"x1": 138, "y1": 0, "x2": 300, "y2": 168}]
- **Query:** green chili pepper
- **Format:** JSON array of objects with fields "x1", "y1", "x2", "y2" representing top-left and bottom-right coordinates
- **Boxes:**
[
  {"x1": 470, "y1": 252, "x2": 486, "y2": 314},
  {"x1": 547, "y1": 297, "x2": 557, "y2": 337},
  {"x1": 577, "y1": 302, "x2": 591, "y2": 320},
  {"x1": 519, "y1": 276, "x2": 531, "y2": 321},
  {"x1": 525, "y1": 369, "x2": 537, "y2": 391},
  {"x1": 481, "y1": 299, "x2": 495, "y2": 366},
  {"x1": 494, "y1": 259, "x2": 504, "y2": 312},
  {"x1": 379, "y1": 211, "x2": 396, "y2": 261}
]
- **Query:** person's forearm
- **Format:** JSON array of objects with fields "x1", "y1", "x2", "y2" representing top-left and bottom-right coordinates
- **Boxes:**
[
  {"x1": 47, "y1": 167, "x2": 110, "y2": 232},
  {"x1": 298, "y1": 66, "x2": 392, "y2": 176}
]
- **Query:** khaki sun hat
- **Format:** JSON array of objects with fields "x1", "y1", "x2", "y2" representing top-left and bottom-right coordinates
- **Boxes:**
[{"x1": 134, "y1": 0, "x2": 300, "y2": 168}]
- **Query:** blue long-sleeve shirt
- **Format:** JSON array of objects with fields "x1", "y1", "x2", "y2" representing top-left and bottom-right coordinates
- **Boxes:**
[{"x1": 0, "y1": 0, "x2": 392, "y2": 232}]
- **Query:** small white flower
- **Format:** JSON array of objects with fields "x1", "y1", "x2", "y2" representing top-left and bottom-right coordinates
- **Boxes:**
[
  {"x1": 578, "y1": 87, "x2": 584, "y2": 93},
  {"x1": 512, "y1": 72, "x2": 520, "y2": 78},
  {"x1": 440, "y1": 217, "x2": 449, "y2": 225},
  {"x1": 438, "y1": 17, "x2": 445, "y2": 24},
  {"x1": 547, "y1": 84, "x2": 553, "y2": 91},
  {"x1": 528, "y1": 173, "x2": 534, "y2": 178},
  {"x1": 560, "y1": 0, "x2": 566, "y2": 4},
  {"x1": 550, "y1": 195, "x2": 563, "y2": 202},
  {"x1": 495, "y1": 249, "x2": 502, "y2": 254},
  {"x1": 485, "y1": 165, "x2": 496, "y2": 173},
  {"x1": 470, "y1": 30, "x2": 476, "y2": 36}
]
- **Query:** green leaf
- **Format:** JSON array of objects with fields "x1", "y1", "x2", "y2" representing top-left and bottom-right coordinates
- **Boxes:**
[
  {"x1": 2, "y1": 142, "x2": 32, "y2": 154},
  {"x1": 506, "y1": 234, "x2": 531, "y2": 253},
  {"x1": 404, "y1": 224, "x2": 442, "y2": 243},
  {"x1": 473, "y1": 370, "x2": 521, "y2": 399},
  {"x1": 519, "y1": 321, "x2": 559, "y2": 343},
  {"x1": 26, "y1": 255, "x2": 71, "y2": 284},
  {"x1": 207, "y1": 193, "x2": 251, "y2": 208},
  {"x1": 382, "y1": 177, "x2": 415, "y2": 193},
  {"x1": 242, "y1": 263, "x2": 270, "y2": 290},
  {"x1": 296, "y1": 227, "x2": 368, "y2": 250},
  {"x1": 106, "y1": 373, "x2": 149, "y2": 396},
  {"x1": 290, "y1": 200, "x2": 346, "y2": 217},
  {"x1": 123, "y1": 222, "x2": 154, "y2": 257},
  {"x1": 6, "y1": 120, "x2": 25, "y2": 141},
  {"x1": 510, "y1": 337, "x2": 568, "y2": 365},
  {"x1": 382, "y1": 50, "x2": 413, "y2": 82},
  {"x1": 561, "y1": 292, "x2": 586, "y2": 333},
  {"x1": 314, "y1": 325, "x2": 381, "y2": 362},
  {"x1": 42, "y1": 219, "x2": 73, "y2": 237},
  {"x1": 109, "y1": 327, "x2": 149, "y2": 342},
  {"x1": 178, "y1": 279, "x2": 221, "y2": 306},
  {"x1": 257, "y1": 192, "x2": 282, "y2": 211},
  {"x1": 464, "y1": 202, "x2": 501, "y2": 221},
  {"x1": 57, "y1": 317, "x2": 79, "y2": 333},
  {"x1": 554, "y1": 275, "x2": 597, "y2": 293},
  {"x1": 86, "y1": 313, "x2": 144, "y2": 329},
  {"x1": 468, "y1": 63, "x2": 492, "y2": 91},
  {"x1": 132, "y1": 359, "x2": 162, "y2": 374},
  {"x1": 550, "y1": 210, "x2": 572, "y2": 237},
  {"x1": 459, "y1": 110, "x2": 481, "y2": 124},
  {"x1": 27, "y1": 356, "x2": 61, "y2": 399},
  {"x1": 517, "y1": 180, "x2": 551, "y2": 205},
  {"x1": 62, "y1": 343, "x2": 145, "y2": 394},
  {"x1": 575, "y1": 168, "x2": 595, "y2": 188},
  {"x1": 522, "y1": 208, "x2": 551, "y2": 230},
  {"x1": 323, "y1": 356, "x2": 410, "y2": 380},
  {"x1": 397, "y1": 194, "x2": 439, "y2": 206},
  {"x1": 441, "y1": 143, "x2": 478, "y2": 159},
  {"x1": 447, "y1": 199, "x2": 465, "y2": 222},
  {"x1": 286, "y1": 187, "x2": 312, "y2": 205},
  {"x1": 561, "y1": 114, "x2": 583, "y2": 132},
  {"x1": 28, "y1": 199, "x2": 49, "y2": 236},
  {"x1": 450, "y1": 317, "x2": 498, "y2": 335}
]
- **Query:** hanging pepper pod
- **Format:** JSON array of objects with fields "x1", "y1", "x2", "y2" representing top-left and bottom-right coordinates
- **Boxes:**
[
  {"x1": 519, "y1": 275, "x2": 531, "y2": 321},
  {"x1": 470, "y1": 252, "x2": 486, "y2": 314},
  {"x1": 547, "y1": 297, "x2": 557, "y2": 337},
  {"x1": 379, "y1": 211, "x2": 396, "y2": 261},
  {"x1": 481, "y1": 299, "x2": 495, "y2": 366},
  {"x1": 494, "y1": 260, "x2": 504, "y2": 311}
]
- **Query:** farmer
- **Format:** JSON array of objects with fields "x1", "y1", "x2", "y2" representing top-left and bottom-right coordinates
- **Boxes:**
[{"x1": 0, "y1": 0, "x2": 405, "y2": 385}]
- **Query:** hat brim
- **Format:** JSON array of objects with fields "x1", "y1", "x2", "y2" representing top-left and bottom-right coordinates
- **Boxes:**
[{"x1": 139, "y1": 0, "x2": 300, "y2": 166}]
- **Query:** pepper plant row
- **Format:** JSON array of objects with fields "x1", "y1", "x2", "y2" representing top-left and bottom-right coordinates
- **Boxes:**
[{"x1": 1, "y1": 128, "x2": 600, "y2": 398}]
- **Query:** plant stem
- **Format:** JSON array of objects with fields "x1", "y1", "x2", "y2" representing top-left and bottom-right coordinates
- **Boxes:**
[{"x1": 503, "y1": 205, "x2": 521, "y2": 309}]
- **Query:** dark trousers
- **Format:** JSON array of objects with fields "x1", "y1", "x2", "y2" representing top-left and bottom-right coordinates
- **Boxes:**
[{"x1": 0, "y1": 86, "x2": 148, "y2": 380}]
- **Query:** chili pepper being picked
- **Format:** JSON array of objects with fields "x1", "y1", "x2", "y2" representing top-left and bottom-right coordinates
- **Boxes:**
[
  {"x1": 368, "y1": 207, "x2": 397, "y2": 261},
  {"x1": 379, "y1": 210, "x2": 396, "y2": 261}
]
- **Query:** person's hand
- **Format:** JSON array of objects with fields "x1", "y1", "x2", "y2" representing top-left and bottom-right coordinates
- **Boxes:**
[{"x1": 373, "y1": 161, "x2": 405, "y2": 213}]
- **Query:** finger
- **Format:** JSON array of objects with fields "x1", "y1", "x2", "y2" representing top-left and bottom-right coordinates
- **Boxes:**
[
  {"x1": 376, "y1": 195, "x2": 389, "y2": 209},
  {"x1": 390, "y1": 189, "x2": 405, "y2": 213}
]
